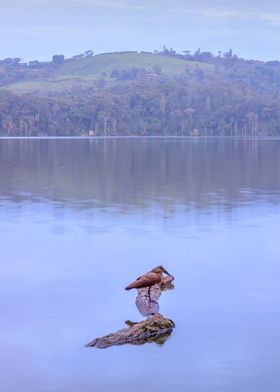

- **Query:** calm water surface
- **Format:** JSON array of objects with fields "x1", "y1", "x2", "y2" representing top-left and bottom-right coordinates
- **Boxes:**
[{"x1": 0, "y1": 138, "x2": 280, "y2": 392}]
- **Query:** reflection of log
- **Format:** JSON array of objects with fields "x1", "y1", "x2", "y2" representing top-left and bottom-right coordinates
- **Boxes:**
[
  {"x1": 136, "y1": 275, "x2": 175, "y2": 316},
  {"x1": 86, "y1": 313, "x2": 175, "y2": 349}
]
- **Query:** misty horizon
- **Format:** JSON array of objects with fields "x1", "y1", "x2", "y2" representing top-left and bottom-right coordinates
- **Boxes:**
[{"x1": 1, "y1": 0, "x2": 280, "y2": 62}]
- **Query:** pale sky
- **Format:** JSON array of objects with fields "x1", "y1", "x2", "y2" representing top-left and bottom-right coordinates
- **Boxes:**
[{"x1": 1, "y1": 0, "x2": 280, "y2": 61}]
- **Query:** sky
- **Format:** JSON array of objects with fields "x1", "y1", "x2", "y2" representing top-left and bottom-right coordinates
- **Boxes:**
[{"x1": 1, "y1": 0, "x2": 280, "y2": 62}]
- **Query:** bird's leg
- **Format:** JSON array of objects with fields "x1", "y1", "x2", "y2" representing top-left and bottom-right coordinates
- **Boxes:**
[{"x1": 148, "y1": 286, "x2": 151, "y2": 300}]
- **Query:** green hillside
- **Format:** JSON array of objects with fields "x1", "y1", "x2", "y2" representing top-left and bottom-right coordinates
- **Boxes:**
[
  {"x1": 2, "y1": 52, "x2": 213, "y2": 94},
  {"x1": 56, "y1": 52, "x2": 211, "y2": 77}
]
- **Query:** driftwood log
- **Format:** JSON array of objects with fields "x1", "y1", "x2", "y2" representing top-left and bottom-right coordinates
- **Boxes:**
[
  {"x1": 86, "y1": 313, "x2": 175, "y2": 348},
  {"x1": 86, "y1": 275, "x2": 175, "y2": 349}
]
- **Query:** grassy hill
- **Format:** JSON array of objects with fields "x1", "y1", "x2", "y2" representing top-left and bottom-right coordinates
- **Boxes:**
[
  {"x1": 2, "y1": 52, "x2": 213, "y2": 94},
  {"x1": 56, "y1": 52, "x2": 211, "y2": 77}
]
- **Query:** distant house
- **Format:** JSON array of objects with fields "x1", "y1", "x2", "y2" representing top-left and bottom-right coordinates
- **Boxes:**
[{"x1": 72, "y1": 55, "x2": 84, "y2": 60}]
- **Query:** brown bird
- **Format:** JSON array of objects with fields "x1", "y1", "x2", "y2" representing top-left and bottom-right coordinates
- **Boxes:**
[{"x1": 125, "y1": 266, "x2": 171, "y2": 300}]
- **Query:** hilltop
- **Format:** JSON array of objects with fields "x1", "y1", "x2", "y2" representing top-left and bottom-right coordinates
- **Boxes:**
[
  {"x1": 0, "y1": 51, "x2": 211, "y2": 94},
  {"x1": 57, "y1": 51, "x2": 211, "y2": 77},
  {"x1": 0, "y1": 48, "x2": 280, "y2": 137}
]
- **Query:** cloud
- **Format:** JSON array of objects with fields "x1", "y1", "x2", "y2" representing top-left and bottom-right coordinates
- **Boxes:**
[
  {"x1": 1, "y1": 0, "x2": 149, "y2": 11},
  {"x1": 67, "y1": 0, "x2": 149, "y2": 10},
  {"x1": 165, "y1": 4, "x2": 280, "y2": 30},
  {"x1": 259, "y1": 13, "x2": 280, "y2": 25}
]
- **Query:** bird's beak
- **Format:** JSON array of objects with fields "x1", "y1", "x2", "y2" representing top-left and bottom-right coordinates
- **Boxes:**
[{"x1": 163, "y1": 268, "x2": 171, "y2": 276}]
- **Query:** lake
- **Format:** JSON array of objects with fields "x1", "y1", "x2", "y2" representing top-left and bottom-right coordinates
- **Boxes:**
[{"x1": 0, "y1": 138, "x2": 280, "y2": 392}]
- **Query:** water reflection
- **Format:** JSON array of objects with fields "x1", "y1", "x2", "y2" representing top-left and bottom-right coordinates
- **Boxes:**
[
  {"x1": 0, "y1": 138, "x2": 280, "y2": 214},
  {"x1": 1, "y1": 138, "x2": 280, "y2": 391},
  {"x1": 87, "y1": 276, "x2": 175, "y2": 349},
  {"x1": 136, "y1": 276, "x2": 175, "y2": 317}
]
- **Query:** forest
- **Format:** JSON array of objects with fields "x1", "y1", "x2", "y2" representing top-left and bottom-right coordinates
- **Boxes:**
[{"x1": 0, "y1": 48, "x2": 280, "y2": 136}]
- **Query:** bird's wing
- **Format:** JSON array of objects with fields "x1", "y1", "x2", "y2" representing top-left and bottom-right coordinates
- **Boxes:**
[
  {"x1": 126, "y1": 272, "x2": 160, "y2": 290},
  {"x1": 136, "y1": 271, "x2": 156, "y2": 280}
]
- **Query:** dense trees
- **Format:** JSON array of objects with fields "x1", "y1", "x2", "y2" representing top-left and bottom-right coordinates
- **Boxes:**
[{"x1": 1, "y1": 74, "x2": 279, "y2": 137}]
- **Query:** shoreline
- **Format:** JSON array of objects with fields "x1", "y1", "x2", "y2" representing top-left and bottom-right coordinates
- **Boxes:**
[{"x1": 0, "y1": 135, "x2": 279, "y2": 140}]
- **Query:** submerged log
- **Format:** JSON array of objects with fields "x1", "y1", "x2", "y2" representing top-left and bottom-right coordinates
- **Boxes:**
[{"x1": 86, "y1": 313, "x2": 175, "y2": 349}]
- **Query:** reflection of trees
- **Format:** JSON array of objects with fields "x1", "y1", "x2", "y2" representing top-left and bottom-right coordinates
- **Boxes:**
[
  {"x1": 86, "y1": 276, "x2": 175, "y2": 349},
  {"x1": 0, "y1": 139, "x2": 280, "y2": 213}
]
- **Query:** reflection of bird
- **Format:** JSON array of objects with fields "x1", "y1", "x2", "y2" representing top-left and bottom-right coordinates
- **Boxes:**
[{"x1": 125, "y1": 266, "x2": 171, "y2": 300}]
